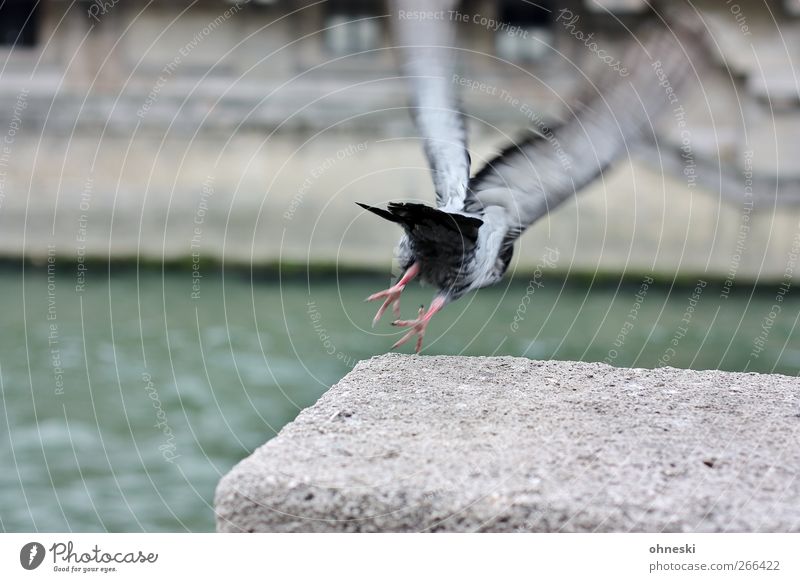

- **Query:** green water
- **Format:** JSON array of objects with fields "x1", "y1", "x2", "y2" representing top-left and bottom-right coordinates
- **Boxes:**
[{"x1": 0, "y1": 266, "x2": 797, "y2": 532}]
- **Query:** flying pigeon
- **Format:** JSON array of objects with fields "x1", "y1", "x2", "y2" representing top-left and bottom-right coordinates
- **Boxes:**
[{"x1": 361, "y1": 0, "x2": 699, "y2": 352}]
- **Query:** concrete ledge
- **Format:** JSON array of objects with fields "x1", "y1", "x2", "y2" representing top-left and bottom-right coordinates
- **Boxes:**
[{"x1": 215, "y1": 354, "x2": 800, "y2": 532}]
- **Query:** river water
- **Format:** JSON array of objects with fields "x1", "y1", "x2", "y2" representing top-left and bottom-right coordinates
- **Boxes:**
[{"x1": 0, "y1": 266, "x2": 797, "y2": 531}]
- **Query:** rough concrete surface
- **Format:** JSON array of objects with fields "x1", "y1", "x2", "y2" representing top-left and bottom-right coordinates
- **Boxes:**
[{"x1": 215, "y1": 354, "x2": 800, "y2": 532}]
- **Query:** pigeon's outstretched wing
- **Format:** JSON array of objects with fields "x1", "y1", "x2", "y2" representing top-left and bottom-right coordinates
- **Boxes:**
[
  {"x1": 467, "y1": 21, "x2": 701, "y2": 243},
  {"x1": 392, "y1": 0, "x2": 471, "y2": 211}
]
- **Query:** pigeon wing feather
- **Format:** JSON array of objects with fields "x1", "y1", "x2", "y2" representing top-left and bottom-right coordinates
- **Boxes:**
[
  {"x1": 467, "y1": 20, "x2": 701, "y2": 243},
  {"x1": 392, "y1": 0, "x2": 471, "y2": 211}
]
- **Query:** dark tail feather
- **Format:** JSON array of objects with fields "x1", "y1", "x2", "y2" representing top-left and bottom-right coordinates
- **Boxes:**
[
  {"x1": 385, "y1": 202, "x2": 482, "y2": 240},
  {"x1": 357, "y1": 201, "x2": 482, "y2": 241},
  {"x1": 356, "y1": 202, "x2": 400, "y2": 223},
  {"x1": 358, "y1": 202, "x2": 484, "y2": 274}
]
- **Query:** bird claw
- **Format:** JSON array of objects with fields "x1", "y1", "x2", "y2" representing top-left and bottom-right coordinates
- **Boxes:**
[
  {"x1": 364, "y1": 263, "x2": 441, "y2": 353},
  {"x1": 365, "y1": 286, "x2": 405, "y2": 327},
  {"x1": 365, "y1": 262, "x2": 420, "y2": 327},
  {"x1": 391, "y1": 305, "x2": 429, "y2": 353},
  {"x1": 392, "y1": 295, "x2": 447, "y2": 353}
]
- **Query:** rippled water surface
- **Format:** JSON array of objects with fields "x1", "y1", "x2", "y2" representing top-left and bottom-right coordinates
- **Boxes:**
[{"x1": 1, "y1": 267, "x2": 797, "y2": 531}]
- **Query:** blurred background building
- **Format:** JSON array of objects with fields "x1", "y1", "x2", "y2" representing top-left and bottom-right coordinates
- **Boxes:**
[{"x1": 1, "y1": 0, "x2": 799, "y2": 279}]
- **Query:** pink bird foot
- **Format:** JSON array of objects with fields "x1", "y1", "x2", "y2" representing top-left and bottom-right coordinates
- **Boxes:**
[
  {"x1": 391, "y1": 295, "x2": 446, "y2": 353},
  {"x1": 365, "y1": 262, "x2": 420, "y2": 327}
]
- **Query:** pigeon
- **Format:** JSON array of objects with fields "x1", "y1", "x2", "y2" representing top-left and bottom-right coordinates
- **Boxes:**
[{"x1": 361, "y1": 0, "x2": 701, "y2": 352}]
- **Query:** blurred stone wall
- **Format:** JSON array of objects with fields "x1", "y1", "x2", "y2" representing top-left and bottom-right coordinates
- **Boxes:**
[{"x1": 0, "y1": 0, "x2": 798, "y2": 281}]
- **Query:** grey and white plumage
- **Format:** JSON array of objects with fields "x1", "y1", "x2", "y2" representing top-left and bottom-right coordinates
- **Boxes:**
[{"x1": 361, "y1": 0, "x2": 702, "y2": 351}]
